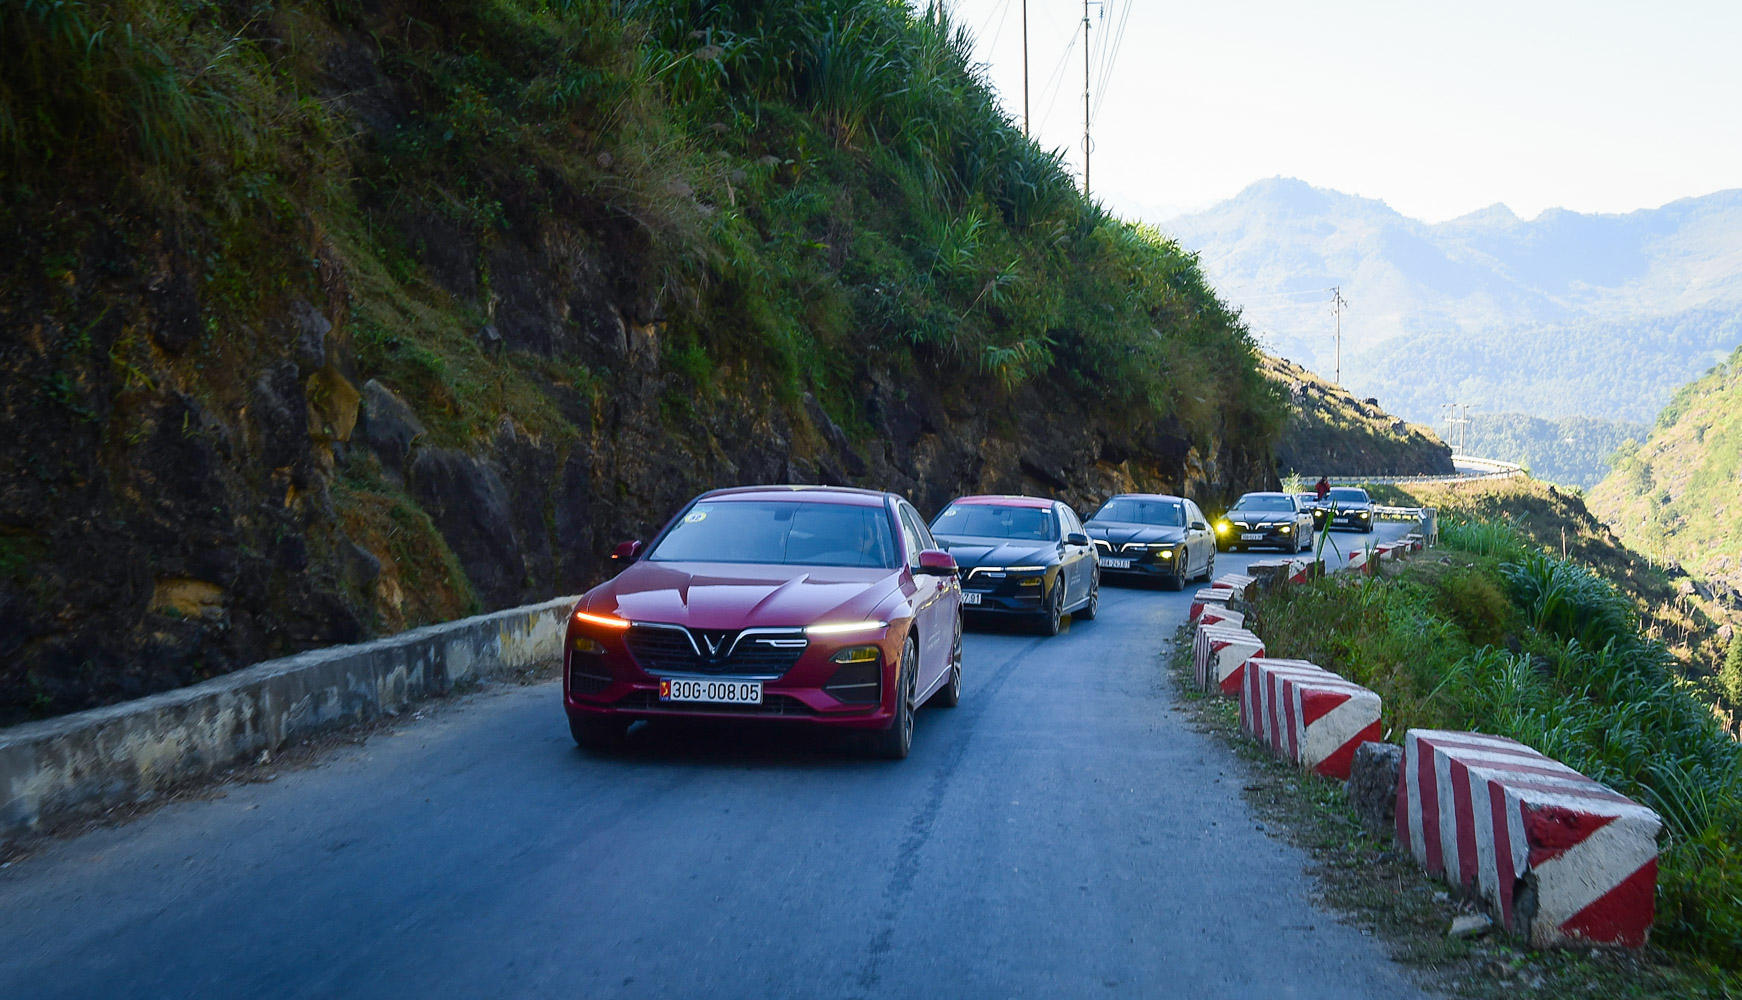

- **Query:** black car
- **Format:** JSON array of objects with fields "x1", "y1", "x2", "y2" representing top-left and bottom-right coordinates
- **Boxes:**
[
  {"x1": 1324, "y1": 486, "x2": 1376, "y2": 532},
  {"x1": 929, "y1": 495, "x2": 1098, "y2": 636},
  {"x1": 1215, "y1": 492, "x2": 1315, "y2": 553},
  {"x1": 1083, "y1": 493, "x2": 1217, "y2": 591}
]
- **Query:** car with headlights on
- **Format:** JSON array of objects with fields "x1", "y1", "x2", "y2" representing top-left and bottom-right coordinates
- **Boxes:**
[
  {"x1": 928, "y1": 495, "x2": 1097, "y2": 635},
  {"x1": 1083, "y1": 493, "x2": 1217, "y2": 591},
  {"x1": 1323, "y1": 486, "x2": 1376, "y2": 532},
  {"x1": 563, "y1": 485, "x2": 964, "y2": 760},
  {"x1": 1214, "y1": 492, "x2": 1314, "y2": 553}
]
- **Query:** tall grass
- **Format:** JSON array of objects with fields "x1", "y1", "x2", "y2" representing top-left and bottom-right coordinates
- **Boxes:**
[{"x1": 1256, "y1": 535, "x2": 1742, "y2": 973}]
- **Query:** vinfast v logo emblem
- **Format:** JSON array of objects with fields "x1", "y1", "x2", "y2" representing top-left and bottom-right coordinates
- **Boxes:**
[{"x1": 700, "y1": 632, "x2": 727, "y2": 658}]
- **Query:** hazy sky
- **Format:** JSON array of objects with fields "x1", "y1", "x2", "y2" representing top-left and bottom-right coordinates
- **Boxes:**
[{"x1": 941, "y1": 0, "x2": 1742, "y2": 223}]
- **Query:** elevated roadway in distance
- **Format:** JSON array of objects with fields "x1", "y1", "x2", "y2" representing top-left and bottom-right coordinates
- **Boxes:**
[{"x1": 0, "y1": 523, "x2": 1423, "y2": 1000}]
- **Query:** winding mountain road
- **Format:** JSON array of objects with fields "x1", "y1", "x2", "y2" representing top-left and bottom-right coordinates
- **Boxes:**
[{"x1": 0, "y1": 523, "x2": 1422, "y2": 999}]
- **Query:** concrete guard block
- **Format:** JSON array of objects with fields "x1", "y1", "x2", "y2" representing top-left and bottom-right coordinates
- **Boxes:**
[
  {"x1": 1, "y1": 595, "x2": 579, "y2": 843},
  {"x1": 1397, "y1": 729, "x2": 1662, "y2": 948},
  {"x1": 1187, "y1": 589, "x2": 1234, "y2": 623},
  {"x1": 1191, "y1": 623, "x2": 1265, "y2": 696},
  {"x1": 1239, "y1": 658, "x2": 1381, "y2": 779}
]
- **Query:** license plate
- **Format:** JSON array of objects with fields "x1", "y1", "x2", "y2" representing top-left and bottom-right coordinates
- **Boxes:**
[
  {"x1": 962, "y1": 591, "x2": 983, "y2": 605},
  {"x1": 1101, "y1": 557, "x2": 1132, "y2": 569},
  {"x1": 1241, "y1": 533, "x2": 1264, "y2": 541},
  {"x1": 659, "y1": 678, "x2": 762, "y2": 704}
]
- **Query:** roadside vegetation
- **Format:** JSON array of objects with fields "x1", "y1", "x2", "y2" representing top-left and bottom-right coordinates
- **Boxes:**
[
  {"x1": 1249, "y1": 479, "x2": 1742, "y2": 991},
  {"x1": 1592, "y1": 343, "x2": 1742, "y2": 619},
  {"x1": 1, "y1": 0, "x2": 1285, "y2": 720}
]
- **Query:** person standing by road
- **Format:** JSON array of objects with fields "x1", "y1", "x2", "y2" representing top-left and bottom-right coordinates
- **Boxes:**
[{"x1": 1314, "y1": 476, "x2": 1330, "y2": 502}]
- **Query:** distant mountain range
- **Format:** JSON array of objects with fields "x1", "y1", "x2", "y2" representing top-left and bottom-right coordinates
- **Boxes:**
[{"x1": 1165, "y1": 179, "x2": 1742, "y2": 428}]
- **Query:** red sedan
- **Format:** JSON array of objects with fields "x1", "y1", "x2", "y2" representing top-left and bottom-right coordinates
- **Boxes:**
[{"x1": 563, "y1": 486, "x2": 964, "y2": 759}]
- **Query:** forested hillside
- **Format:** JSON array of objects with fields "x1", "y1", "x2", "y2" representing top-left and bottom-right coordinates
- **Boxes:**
[
  {"x1": 1456, "y1": 411, "x2": 1647, "y2": 488},
  {"x1": 0, "y1": 0, "x2": 1319, "y2": 722},
  {"x1": 1355, "y1": 310, "x2": 1742, "y2": 425},
  {"x1": 1592, "y1": 345, "x2": 1742, "y2": 609}
]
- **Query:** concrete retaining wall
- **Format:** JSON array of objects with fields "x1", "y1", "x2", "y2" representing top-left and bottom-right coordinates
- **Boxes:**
[{"x1": 1, "y1": 595, "x2": 579, "y2": 843}]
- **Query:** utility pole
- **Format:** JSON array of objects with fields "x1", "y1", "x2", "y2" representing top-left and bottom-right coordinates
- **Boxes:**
[
  {"x1": 1443, "y1": 403, "x2": 1472, "y2": 455},
  {"x1": 1082, "y1": 0, "x2": 1092, "y2": 197},
  {"x1": 1330, "y1": 289, "x2": 1344, "y2": 388},
  {"x1": 1022, "y1": 0, "x2": 1030, "y2": 137}
]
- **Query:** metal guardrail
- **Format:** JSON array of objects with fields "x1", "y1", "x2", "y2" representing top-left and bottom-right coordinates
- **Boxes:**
[{"x1": 1326, "y1": 455, "x2": 1524, "y2": 486}]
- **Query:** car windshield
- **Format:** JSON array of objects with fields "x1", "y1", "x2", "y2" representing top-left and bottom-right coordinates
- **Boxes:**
[
  {"x1": 1230, "y1": 495, "x2": 1295, "y2": 513},
  {"x1": 1327, "y1": 488, "x2": 1369, "y2": 503},
  {"x1": 932, "y1": 503, "x2": 1058, "y2": 540},
  {"x1": 647, "y1": 500, "x2": 898, "y2": 567},
  {"x1": 1091, "y1": 498, "x2": 1186, "y2": 527}
]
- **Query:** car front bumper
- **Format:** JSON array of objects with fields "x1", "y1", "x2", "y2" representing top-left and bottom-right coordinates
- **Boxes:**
[
  {"x1": 562, "y1": 619, "x2": 906, "y2": 730},
  {"x1": 1219, "y1": 524, "x2": 1300, "y2": 549}
]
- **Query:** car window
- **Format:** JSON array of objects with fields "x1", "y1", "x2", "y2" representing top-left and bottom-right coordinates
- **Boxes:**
[
  {"x1": 897, "y1": 506, "x2": 925, "y2": 567},
  {"x1": 1327, "y1": 488, "x2": 1370, "y2": 503},
  {"x1": 902, "y1": 502, "x2": 938, "y2": 551},
  {"x1": 1185, "y1": 501, "x2": 1204, "y2": 525},
  {"x1": 1229, "y1": 495, "x2": 1295, "y2": 512},
  {"x1": 1059, "y1": 506, "x2": 1082, "y2": 534},
  {"x1": 647, "y1": 500, "x2": 899, "y2": 568},
  {"x1": 931, "y1": 503, "x2": 1059, "y2": 540},
  {"x1": 1091, "y1": 498, "x2": 1186, "y2": 526}
]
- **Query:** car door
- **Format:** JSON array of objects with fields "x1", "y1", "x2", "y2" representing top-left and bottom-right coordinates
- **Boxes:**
[
  {"x1": 898, "y1": 503, "x2": 948, "y2": 689},
  {"x1": 1060, "y1": 505, "x2": 1093, "y2": 601},
  {"x1": 1185, "y1": 501, "x2": 1210, "y2": 576}
]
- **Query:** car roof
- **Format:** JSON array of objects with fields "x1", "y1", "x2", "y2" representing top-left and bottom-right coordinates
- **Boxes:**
[
  {"x1": 695, "y1": 484, "x2": 892, "y2": 508},
  {"x1": 947, "y1": 494, "x2": 1056, "y2": 509},
  {"x1": 1098, "y1": 493, "x2": 1186, "y2": 503},
  {"x1": 1236, "y1": 491, "x2": 1292, "y2": 499}
]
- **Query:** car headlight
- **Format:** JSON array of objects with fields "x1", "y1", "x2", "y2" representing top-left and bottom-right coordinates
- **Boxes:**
[
  {"x1": 1359, "y1": 511, "x2": 1370, "y2": 519},
  {"x1": 1215, "y1": 521, "x2": 1230, "y2": 534},
  {"x1": 808, "y1": 620, "x2": 889, "y2": 636},
  {"x1": 571, "y1": 636, "x2": 607, "y2": 655},
  {"x1": 831, "y1": 645, "x2": 881, "y2": 664},
  {"x1": 1279, "y1": 525, "x2": 1291, "y2": 533}
]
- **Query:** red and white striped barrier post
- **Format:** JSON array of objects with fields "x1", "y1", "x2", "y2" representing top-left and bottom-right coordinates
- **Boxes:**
[
  {"x1": 1212, "y1": 573, "x2": 1258, "y2": 601},
  {"x1": 1191, "y1": 623, "x2": 1265, "y2": 696},
  {"x1": 1197, "y1": 607, "x2": 1245, "y2": 629},
  {"x1": 1188, "y1": 589, "x2": 1234, "y2": 623},
  {"x1": 1239, "y1": 659, "x2": 1382, "y2": 780},
  {"x1": 1286, "y1": 557, "x2": 1313, "y2": 584},
  {"x1": 1397, "y1": 729, "x2": 1662, "y2": 948}
]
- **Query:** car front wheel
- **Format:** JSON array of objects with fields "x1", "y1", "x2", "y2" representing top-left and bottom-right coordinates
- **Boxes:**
[
  {"x1": 929, "y1": 617, "x2": 963, "y2": 708},
  {"x1": 1038, "y1": 581, "x2": 1065, "y2": 636},
  {"x1": 870, "y1": 637, "x2": 918, "y2": 759}
]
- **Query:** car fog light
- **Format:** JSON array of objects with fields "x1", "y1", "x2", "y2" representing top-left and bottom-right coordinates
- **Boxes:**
[
  {"x1": 831, "y1": 645, "x2": 881, "y2": 665},
  {"x1": 1019, "y1": 577, "x2": 1041, "y2": 586},
  {"x1": 1215, "y1": 522, "x2": 1230, "y2": 534},
  {"x1": 1280, "y1": 525, "x2": 1291, "y2": 533},
  {"x1": 572, "y1": 636, "x2": 607, "y2": 655},
  {"x1": 1157, "y1": 549, "x2": 1173, "y2": 558}
]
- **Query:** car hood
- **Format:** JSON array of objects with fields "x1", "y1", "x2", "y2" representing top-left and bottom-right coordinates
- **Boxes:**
[
  {"x1": 1226, "y1": 511, "x2": 1295, "y2": 526},
  {"x1": 583, "y1": 561, "x2": 904, "y2": 629},
  {"x1": 1084, "y1": 521, "x2": 1186, "y2": 546},
  {"x1": 934, "y1": 537, "x2": 1058, "y2": 569}
]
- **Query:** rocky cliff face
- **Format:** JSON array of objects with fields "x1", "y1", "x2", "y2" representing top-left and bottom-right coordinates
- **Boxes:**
[{"x1": 0, "y1": 228, "x2": 1267, "y2": 725}]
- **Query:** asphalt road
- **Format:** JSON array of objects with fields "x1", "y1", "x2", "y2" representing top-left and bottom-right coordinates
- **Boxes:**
[{"x1": 0, "y1": 524, "x2": 1422, "y2": 999}]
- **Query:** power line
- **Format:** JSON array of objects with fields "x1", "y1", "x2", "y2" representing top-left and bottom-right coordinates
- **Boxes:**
[
  {"x1": 1036, "y1": 20, "x2": 1079, "y2": 134},
  {"x1": 1092, "y1": 0, "x2": 1132, "y2": 122}
]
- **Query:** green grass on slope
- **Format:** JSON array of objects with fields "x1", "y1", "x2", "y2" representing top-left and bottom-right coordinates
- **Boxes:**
[
  {"x1": 1255, "y1": 526, "x2": 1742, "y2": 986},
  {"x1": 1594, "y1": 345, "x2": 1742, "y2": 588}
]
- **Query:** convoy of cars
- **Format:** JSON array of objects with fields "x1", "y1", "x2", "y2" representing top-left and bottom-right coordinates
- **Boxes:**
[{"x1": 564, "y1": 481, "x2": 1374, "y2": 759}]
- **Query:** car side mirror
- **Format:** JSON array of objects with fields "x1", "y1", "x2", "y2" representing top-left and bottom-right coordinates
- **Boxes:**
[
  {"x1": 1191, "y1": 521, "x2": 1208, "y2": 531},
  {"x1": 1065, "y1": 532, "x2": 1090, "y2": 547},
  {"x1": 610, "y1": 540, "x2": 643, "y2": 564},
  {"x1": 916, "y1": 549, "x2": 958, "y2": 576}
]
